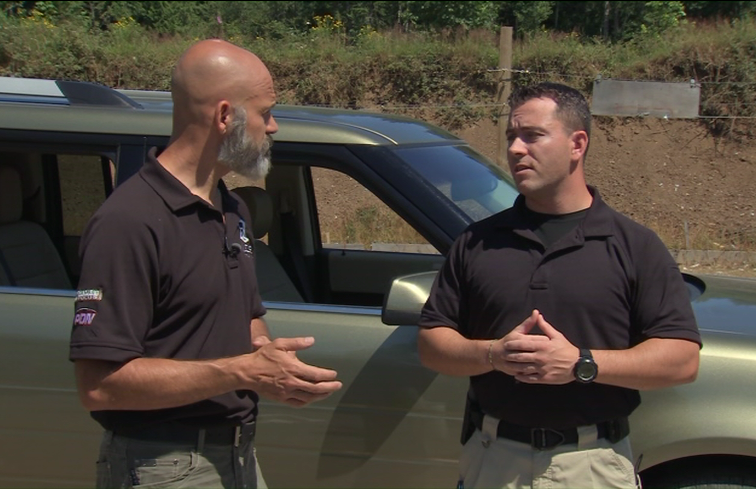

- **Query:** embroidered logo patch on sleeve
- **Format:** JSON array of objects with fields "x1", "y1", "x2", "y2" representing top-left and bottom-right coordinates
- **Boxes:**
[
  {"x1": 76, "y1": 289, "x2": 103, "y2": 302},
  {"x1": 73, "y1": 308, "x2": 97, "y2": 326}
]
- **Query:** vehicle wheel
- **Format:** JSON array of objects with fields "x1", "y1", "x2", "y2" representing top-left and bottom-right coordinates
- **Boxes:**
[{"x1": 641, "y1": 458, "x2": 756, "y2": 489}]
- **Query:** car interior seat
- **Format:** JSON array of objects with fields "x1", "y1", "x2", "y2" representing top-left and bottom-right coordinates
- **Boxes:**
[
  {"x1": 0, "y1": 164, "x2": 72, "y2": 289},
  {"x1": 231, "y1": 186, "x2": 304, "y2": 302}
]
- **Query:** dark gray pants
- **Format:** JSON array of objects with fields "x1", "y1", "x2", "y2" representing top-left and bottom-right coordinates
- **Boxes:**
[{"x1": 95, "y1": 429, "x2": 267, "y2": 488}]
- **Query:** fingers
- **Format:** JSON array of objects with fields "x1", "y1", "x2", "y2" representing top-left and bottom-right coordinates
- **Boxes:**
[
  {"x1": 296, "y1": 363, "x2": 340, "y2": 383},
  {"x1": 261, "y1": 378, "x2": 343, "y2": 406},
  {"x1": 270, "y1": 336, "x2": 316, "y2": 352},
  {"x1": 504, "y1": 335, "x2": 549, "y2": 350},
  {"x1": 500, "y1": 335, "x2": 549, "y2": 367},
  {"x1": 514, "y1": 373, "x2": 542, "y2": 384},
  {"x1": 298, "y1": 379, "x2": 343, "y2": 396},
  {"x1": 282, "y1": 382, "x2": 344, "y2": 407},
  {"x1": 282, "y1": 377, "x2": 343, "y2": 398}
]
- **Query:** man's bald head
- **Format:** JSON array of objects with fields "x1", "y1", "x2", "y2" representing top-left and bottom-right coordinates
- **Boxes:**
[
  {"x1": 156, "y1": 39, "x2": 277, "y2": 201},
  {"x1": 170, "y1": 39, "x2": 273, "y2": 128}
]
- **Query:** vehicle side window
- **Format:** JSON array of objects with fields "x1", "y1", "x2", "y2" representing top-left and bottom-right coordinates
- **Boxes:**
[
  {"x1": 58, "y1": 154, "x2": 112, "y2": 283},
  {"x1": 311, "y1": 168, "x2": 438, "y2": 255},
  {"x1": 58, "y1": 154, "x2": 109, "y2": 237}
]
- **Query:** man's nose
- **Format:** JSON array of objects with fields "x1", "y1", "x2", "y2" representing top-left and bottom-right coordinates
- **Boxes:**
[
  {"x1": 508, "y1": 137, "x2": 527, "y2": 156},
  {"x1": 267, "y1": 114, "x2": 279, "y2": 134}
]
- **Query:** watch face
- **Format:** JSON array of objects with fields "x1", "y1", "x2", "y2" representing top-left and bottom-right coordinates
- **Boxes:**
[{"x1": 576, "y1": 360, "x2": 597, "y2": 382}]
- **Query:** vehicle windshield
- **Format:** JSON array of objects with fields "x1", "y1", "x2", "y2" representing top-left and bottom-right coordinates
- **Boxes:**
[{"x1": 394, "y1": 144, "x2": 519, "y2": 222}]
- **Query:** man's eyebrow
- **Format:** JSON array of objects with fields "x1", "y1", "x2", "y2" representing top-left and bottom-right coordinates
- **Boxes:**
[{"x1": 506, "y1": 124, "x2": 542, "y2": 134}]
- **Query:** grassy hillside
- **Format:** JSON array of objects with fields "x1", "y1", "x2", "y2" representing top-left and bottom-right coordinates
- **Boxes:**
[{"x1": 2, "y1": 17, "x2": 755, "y2": 134}]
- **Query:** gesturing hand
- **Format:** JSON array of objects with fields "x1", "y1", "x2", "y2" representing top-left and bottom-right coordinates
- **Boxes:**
[
  {"x1": 241, "y1": 336, "x2": 343, "y2": 407},
  {"x1": 495, "y1": 310, "x2": 579, "y2": 385}
]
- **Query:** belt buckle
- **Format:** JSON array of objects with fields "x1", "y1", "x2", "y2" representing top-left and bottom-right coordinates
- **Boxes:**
[{"x1": 531, "y1": 428, "x2": 565, "y2": 451}]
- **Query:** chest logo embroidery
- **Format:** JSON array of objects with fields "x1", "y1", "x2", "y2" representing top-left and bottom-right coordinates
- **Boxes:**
[{"x1": 239, "y1": 219, "x2": 250, "y2": 244}]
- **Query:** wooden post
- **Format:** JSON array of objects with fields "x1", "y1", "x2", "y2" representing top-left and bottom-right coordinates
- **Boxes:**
[{"x1": 497, "y1": 26, "x2": 513, "y2": 167}]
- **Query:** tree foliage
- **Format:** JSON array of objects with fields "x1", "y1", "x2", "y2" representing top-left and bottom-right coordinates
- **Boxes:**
[{"x1": 1, "y1": 0, "x2": 752, "y2": 39}]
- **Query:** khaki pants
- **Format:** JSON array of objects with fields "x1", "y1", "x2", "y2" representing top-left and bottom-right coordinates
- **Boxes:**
[
  {"x1": 459, "y1": 415, "x2": 640, "y2": 489},
  {"x1": 96, "y1": 430, "x2": 267, "y2": 488}
]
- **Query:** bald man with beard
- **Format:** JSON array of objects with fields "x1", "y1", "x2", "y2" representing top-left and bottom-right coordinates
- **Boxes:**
[{"x1": 70, "y1": 39, "x2": 342, "y2": 488}]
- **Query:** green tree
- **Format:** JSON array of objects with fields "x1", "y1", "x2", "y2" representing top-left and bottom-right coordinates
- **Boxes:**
[
  {"x1": 683, "y1": 1, "x2": 756, "y2": 20},
  {"x1": 1, "y1": 0, "x2": 746, "y2": 40},
  {"x1": 215, "y1": 1, "x2": 313, "y2": 39},
  {"x1": 619, "y1": 1, "x2": 686, "y2": 38},
  {"x1": 538, "y1": 1, "x2": 687, "y2": 41},
  {"x1": 409, "y1": 1, "x2": 499, "y2": 31},
  {"x1": 127, "y1": 1, "x2": 214, "y2": 36},
  {"x1": 498, "y1": 1, "x2": 555, "y2": 36}
]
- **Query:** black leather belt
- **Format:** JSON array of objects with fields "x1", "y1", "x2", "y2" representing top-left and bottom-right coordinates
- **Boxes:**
[
  {"x1": 470, "y1": 411, "x2": 629, "y2": 451},
  {"x1": 115, "y1": 421, "x2": 256, "y2": 447}
]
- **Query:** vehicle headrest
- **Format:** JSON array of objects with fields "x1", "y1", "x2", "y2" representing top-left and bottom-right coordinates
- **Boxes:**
[
  {"x1": 231, "y1": 186, "x2": 273, "y2": 239},
  {"x1": 0, "y1": 165, "x2": 23, "y2": 224}
]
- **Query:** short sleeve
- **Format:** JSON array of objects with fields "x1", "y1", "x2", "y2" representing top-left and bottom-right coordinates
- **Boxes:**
[
  {"x1": 631, "y1": 232, "x2": 701, "y2": 346},
  {"x1": 69, "y1": 208, "x2": 158, "y2": 363},
  {"x1": 418, "y1": 230, "x2": 469, "y2": 333}
]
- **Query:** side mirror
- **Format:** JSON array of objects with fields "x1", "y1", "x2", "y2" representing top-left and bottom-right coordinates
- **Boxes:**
[{"x1": 381, "y1": 271, "x2": 438, "y2": 326}]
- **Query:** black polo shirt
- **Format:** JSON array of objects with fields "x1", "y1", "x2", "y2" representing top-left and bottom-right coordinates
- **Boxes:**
[
  {"x1": 70, "y1": 148, "x2": 266, "y2": 432},
  {"x1": 419, "y1": 187, "x2": 701, "y2": 429}
]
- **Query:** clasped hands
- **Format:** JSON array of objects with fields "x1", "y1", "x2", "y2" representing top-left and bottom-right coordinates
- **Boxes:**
[{"x1": 489, "y1": 309, "x2": 579, "y2": 385}]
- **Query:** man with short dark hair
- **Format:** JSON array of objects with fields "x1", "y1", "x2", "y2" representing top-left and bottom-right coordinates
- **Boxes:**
[
  {"x1": 70, "y1": 39, "x2": 342, "y2": 488},
  {"x1": 418, "y1": 82, "x2": 701, "y2": 488}
]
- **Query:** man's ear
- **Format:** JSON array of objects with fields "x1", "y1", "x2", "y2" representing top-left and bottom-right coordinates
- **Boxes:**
[
  {"x1": 216, "y1": 101, "x2": 232, "y2": 134},
  {"x1": 571, "y1": 130, "x2": 589, "y2": 159}
]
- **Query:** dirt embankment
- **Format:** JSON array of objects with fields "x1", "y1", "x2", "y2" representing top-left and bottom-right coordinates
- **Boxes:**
[{"x1": 458, "y1": 117, "x2": 756, "y2": 278}]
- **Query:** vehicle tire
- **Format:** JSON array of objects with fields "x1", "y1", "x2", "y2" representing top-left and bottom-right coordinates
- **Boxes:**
[{"x1": 641, "y1": 458, "x2": 756, "y2": 489}]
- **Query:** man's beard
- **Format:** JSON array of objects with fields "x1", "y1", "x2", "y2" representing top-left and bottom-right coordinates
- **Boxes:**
[{"x1": 218, "y1": 106, "x2": 272, "y2": 181}]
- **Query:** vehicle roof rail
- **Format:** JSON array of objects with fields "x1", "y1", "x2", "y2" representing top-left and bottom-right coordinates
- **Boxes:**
[
  {"x1": 0, "y1": 77, "x2": 142, "y2": 109},
  {"x1": 57, "y1": 80, "x2": 142, "y2": 108}
]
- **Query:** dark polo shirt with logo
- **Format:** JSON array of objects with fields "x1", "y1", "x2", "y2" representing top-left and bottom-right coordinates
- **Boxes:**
[
  {"x1": 419, "y1": 187, "x2": 701, "y2": 429},
  {"x1": 70, "y1": 148, "x2": 266, "y2": 432}
]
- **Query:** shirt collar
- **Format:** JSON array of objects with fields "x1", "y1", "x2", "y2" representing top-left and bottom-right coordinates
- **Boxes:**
[
  {"x1": 495, "y1": 186, "x2": 615, "y2": 238},
  {"x1": 139, "y1": 147, "x2": 236, "y2": 214}
]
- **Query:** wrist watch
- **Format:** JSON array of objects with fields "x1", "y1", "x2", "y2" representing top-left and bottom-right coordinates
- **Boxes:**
[{"x1": 574, "y1": 348, "x2": 598, "y2": 383}]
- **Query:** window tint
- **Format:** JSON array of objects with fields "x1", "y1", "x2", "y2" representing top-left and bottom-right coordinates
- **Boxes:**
[
  {"x1": 58, "y1": 154, "x2": 108, "y2": 236},
  {"x1": 311, "y1": 167, "x2": 438, "y2": 255}
]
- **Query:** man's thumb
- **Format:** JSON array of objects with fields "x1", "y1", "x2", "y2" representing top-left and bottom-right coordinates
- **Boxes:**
[
  {"x1": 514, "y1": 309, "x2": 540, "y2": 333},
  {"x1": 252, "y1": 335, "x2": 272, "y2": 349},
  {"x1": 536, "y1": 314, "x2": 561, "y2": 338}
]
